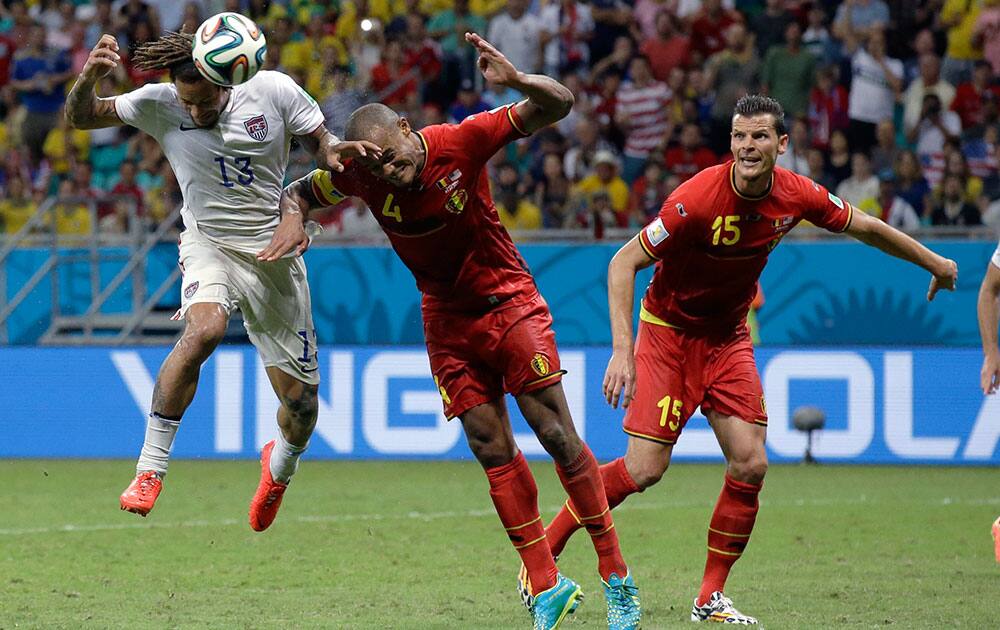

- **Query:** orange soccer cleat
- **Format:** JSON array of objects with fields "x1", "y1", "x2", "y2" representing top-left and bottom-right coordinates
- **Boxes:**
[
  {"x1": 993, "y1": 517, "x2": 1000, "y2": 563},
  {"x1": 119, "y1": 470, "x2": 163, "y2": 516},
  {"x1": 249, "y1": 440, "x2": 288, "y2": 532}
]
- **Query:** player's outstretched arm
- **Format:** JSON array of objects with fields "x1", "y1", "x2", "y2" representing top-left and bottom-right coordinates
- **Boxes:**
[
  {"x1": 604, "y1": 235, "x2": 657, "y2": 409},
  {"x1": 465, "y1": 32, "x2": 574, "y2": 134},
  {"x1": 296, "y1": 124, "x2": 381, "y2": 173},
  {"x1": 258, "y1": 175, "x2": 325, "y2": 262},
  {"x1": 844, "y1": 210, "x2": 958, "y2": 301},
  {"x1": 66, "y1": 34, "x2": 124, "y2": 130},
  {"x1": 978, "y1": 262, "x2": 1000, "y2": 394}
]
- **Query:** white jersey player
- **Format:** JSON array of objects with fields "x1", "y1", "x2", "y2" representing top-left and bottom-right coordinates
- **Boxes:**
[
  {"x1": 65, "y1": 32, "x2": 378, "y2": 530},
  {"x1": 980, "y1": 242, "x2": 1000, "y2": 395}
]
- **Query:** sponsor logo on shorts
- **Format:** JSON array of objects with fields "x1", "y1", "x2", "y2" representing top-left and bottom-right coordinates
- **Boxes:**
[
  {"x1": 244, "y1": 114, "x2": 268, "y2": 141},
  {"x1": 530, "y1": 353, "x2": 551, "y2": 377},
  {"x1": 446, "y1": 189, "x2": 468, "y2": 214},
  {"x1": 183, "y1": 281, "x2": 199, "y2": 299},
  {"x1": 645, "y1": 217, "x2": 670, "y2": 246},
  {"x1": 828, "y1": 192, "x2": 845, "y2": 209},
  {"x1": 675, "y1": 202, "x2": 687, "y2": 217}
]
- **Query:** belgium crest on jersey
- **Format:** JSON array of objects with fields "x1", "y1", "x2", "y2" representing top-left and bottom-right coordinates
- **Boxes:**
[
  {"x1": 244, "y1": 114, "x2": 268, "y2": 141},
  {"x1": 530, "y1": 353, "x2": 551, "y2": 377},
  {"x1": 446, "y1": 189, "x2": 468, "y2": 214}
]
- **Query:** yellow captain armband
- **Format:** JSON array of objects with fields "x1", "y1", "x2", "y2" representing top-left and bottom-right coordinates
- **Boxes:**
[{"x1": 309, "y1": 169, "x2": 347, "y2": 206}]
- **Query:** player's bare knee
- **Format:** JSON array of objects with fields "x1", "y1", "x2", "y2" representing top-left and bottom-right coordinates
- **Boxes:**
[
  {"x1": 468, "y1": 434, "x2": 517, "y2": 469},
  {"x1": 282, "y1": 384, "x2": 318, "y2": 426},
  {"x1": 627, "y1": 455, "x2": 668, "y2": 490},
  {"x1": 728, "y1": 454, "x2": 768, "y2": 485},
  {"x1": 535, "y1": 419, "x2": 579, "y2": 462},
  {"x1": 179, "y1": 318, "x2": 226, "y2": 361}
]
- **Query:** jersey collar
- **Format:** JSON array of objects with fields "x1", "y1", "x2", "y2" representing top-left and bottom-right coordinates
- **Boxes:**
[{"x1": 729, "y1": 162, "x2": 773, "y2": 201}]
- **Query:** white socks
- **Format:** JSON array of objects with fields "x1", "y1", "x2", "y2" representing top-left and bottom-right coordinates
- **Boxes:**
[
  {"x1": 135, "y1": 413, "x2": 181, "y2": 476},
  {"x1": 269, "y1": 431, "x2": 308, "y2": 484}
]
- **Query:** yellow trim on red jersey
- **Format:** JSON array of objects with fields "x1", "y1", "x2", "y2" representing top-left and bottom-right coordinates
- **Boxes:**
[
  {"x1": 514, "y1": 534, "x2": 547, "y2": 550},
  {"x1": 707, "y1": 545, "x2": 743, "y2": 557},
  {"x1": 638, "y1": 230, "x2": 660, "y2": 260},
  {"x1": 623, "y1": 428, "x2": 676, "y2": 445},
  {"x1": 639, "y1": 304, "x2": 680, "y2": 329},
  {"x1": 708, "y1": 526, "x2": 752, "y2": 539},
  {"x1": 506, "y1": 102, "x2": 529, "y2": 136},
  {"x1": 565, "y1": 500, "x2": 582, "y2": 525},
  {"x1": 728, "y1": 163, "x2": 773, "y2": 200},
  {"x1": 523, "y1": 370, "x2": 566, "y2": 388},
  {"x1": 839, "y1": 202, "x2": 855, "y2": 233},
  {"x1": 309, "y1": 169, "x2": 346, "y2": 206},
  {"x1": 505, "y1": 515, "x2": 542, "y2": 531},
  {"x1": 753, "y1": 419, "x2": 768, "y2": 426}
]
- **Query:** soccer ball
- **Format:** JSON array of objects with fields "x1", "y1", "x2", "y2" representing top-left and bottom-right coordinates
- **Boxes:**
[{"x1": 192, "y1": 12, "x2": 267, "y2": 86}]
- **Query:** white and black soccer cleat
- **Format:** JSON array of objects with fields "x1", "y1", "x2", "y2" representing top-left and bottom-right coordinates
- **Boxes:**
[{"x1": 691, "y1": 591, "x2": 758, "y2": 625}]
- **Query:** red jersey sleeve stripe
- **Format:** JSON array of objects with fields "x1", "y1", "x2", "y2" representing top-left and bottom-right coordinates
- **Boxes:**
[
  {"x1": 506, "y1": 103, "x2": 529, "y2": 137},
  {"x1": 638, "y1": 230, "x2": 660, "y2": 260},
  {"x1": 309, "y1": 170, "x2": 345, "y2": 206},
  {"x1": 838, "y1": 202, "x2": 854, "y2": 233}
]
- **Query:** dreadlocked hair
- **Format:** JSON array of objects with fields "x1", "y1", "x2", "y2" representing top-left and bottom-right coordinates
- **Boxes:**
[{"x1": 132, "y1": 32, "x2": 202, "y2": 82}]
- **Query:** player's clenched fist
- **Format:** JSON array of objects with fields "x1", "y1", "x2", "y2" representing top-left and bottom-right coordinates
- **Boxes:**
[
  {"x1": 927, "y1": 257, "x2": 958, "y2": 301},
  {"x1": 81, "y1": 34, "x2": 121, "y2": 82}
]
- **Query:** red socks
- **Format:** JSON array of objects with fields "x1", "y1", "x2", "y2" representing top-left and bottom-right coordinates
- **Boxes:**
[
  {"x1": 698, "y1": 474, "x2": 762, "y2": 605},
  {"x1": 546, "y1": 456, "x2": 640, "y2": 565},
  {"x1": 486, "y1": 451, "x2": 557, "y2": 595}
]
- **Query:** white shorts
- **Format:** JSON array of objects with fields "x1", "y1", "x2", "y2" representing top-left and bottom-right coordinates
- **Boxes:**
[{"x1": 174, "y1": 229, "x2": 319, "y2": 385}]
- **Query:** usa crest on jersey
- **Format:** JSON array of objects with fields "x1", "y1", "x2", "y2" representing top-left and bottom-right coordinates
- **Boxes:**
[{"x1": 244, "y1": 114, "x2": 268, "y2": 141}]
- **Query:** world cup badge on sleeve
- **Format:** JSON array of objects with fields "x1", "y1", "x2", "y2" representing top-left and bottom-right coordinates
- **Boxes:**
[{"x1": 244, "y1": 115, "x2": 268, "y2": 141}]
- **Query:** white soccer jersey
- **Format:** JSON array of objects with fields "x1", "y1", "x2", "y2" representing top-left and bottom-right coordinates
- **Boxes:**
[
  {"x1": 992, "y1": 241, "x2": 1000, "y2": 269},
  {"x1": 115, "y1": 71, "x2": 325, "y2": 253}
]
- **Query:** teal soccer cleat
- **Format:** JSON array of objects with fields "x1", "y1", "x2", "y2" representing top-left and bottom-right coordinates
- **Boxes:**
[
  {"x1": 603, "y1": 571, "x2": 641, "y2": 629},
  {"x1": 529, "y1": 573, "x2": 583, "y2": 630}
]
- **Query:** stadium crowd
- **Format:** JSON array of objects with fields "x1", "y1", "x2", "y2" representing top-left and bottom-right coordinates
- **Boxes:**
[{"x1": 0, "y1": 0, "x2": 997, "y2": 238}]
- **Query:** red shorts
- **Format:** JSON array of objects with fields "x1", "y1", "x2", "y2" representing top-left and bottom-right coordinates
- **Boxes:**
[
  {"x1": 423, "y1": 292, "x2": 565, "y2": 418},
  {"x1": 622, "y1": 321, "x2": 767, "y2": 445}
]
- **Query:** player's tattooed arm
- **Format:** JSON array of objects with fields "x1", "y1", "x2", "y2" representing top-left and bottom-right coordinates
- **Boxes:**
[
  {"x1": 259, "y1": 176, "x2": 323, "y2": 262},
  {"x1": 66, "y1": 34, "x2": 123, "y2": 130},
  {"x1": 465, "y1": 32, "x2": 574, "y2": 134},
  {"x1": 297, "y1": 124, "x2": 381, "y2": 173},
  {"x1": 604, "y1": 236, "x2": 658, "y2": 409},
  {"x1": 844, "y1": 210, "x2": 958, "y2": 301}
]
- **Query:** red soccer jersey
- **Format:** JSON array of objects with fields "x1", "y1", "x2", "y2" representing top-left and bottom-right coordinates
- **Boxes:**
[
  {"x1": 637, "y1": 162, "x2": 854, "y2": 333},
  {"x1": 310, "y1": 104, "x2": 536, "y2": 312}
]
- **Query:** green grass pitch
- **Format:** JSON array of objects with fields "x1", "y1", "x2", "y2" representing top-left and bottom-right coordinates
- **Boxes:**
[{"x1": 2, "y1": 460, "x2": 997, "y2": 628}]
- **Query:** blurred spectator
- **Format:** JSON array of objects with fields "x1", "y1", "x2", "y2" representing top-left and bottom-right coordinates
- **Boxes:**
[
  {"x1": 964, "y1": 124, "x2": 1000, "y2": 193},
  {"x1": 109, "y1": 161, "x2": 145, "y2": 220},
  {"x1": 370, "y1": 39, "x2": 418, "y2": 107},
  {"x1": 940, "y1": 0, "x2": 984, "y2": 85},
  {"x1": 802, "y1": 5, "x2": 833, "y2": 63},
  {"x1": 938, "y1": 150, "x2": 985, "y2": 204},
  {"x1": 951, "y1": 61, "x2": 1000, "y2": 130},
  {"x1": 495, "y1": 161, "x2": 542, "y2": 231},
  {"x1": 640, "y1": 11, "x2": 691, "y2": 82},
  {"x1": 690, "y1": 0, "x2": 742, "y2": 62},
  {"x1": 567, "y1": 189, "x2": 617, "y2": 233},
  {"x1": 487, "y1": 0, "x2": 542, "y2": 74},
  {"x1": 903, "y1": 54, "x2": 956, "y2": 134},
  {"x1": 403, "y1": 13, "x2": 445, "y2": 102},
  {"x1": 894, "y1": 150, "x2": 933, "y2": 216},
  {"x1": 806, "y1": 65, "x2": 849, "y2": 151},
  {"x1": 861, "y1": 171, "x2": 922, "y2": 232},
  {"x1": 806, "y1": 147, "x2": 836, "y2": 190},
  {"x1": 540, "y1": 0, "x2": 594, "y2": 76},
  {"x1": 11, "y1": 24, "x2": 73, "y2": 165},
  {"x1": 482, "y1": 80, "x2": 521, "y2": 109},
  {"x1": 590, "y1": 35, "x2": 633, "y2": 81},
  {"x1": 283, "y1": 14, "x2": 349, "y2": 81},
  {"x1": 665, "y1": 123, "x2": 718, "y2": 181},
  {"x1": 573, "y1": 150, "x2": 629, "y2": 225},
  {"x1": 751, "y1": 0, "x2": 793, "y2": 56},
  {"x1": 903, "y1": 28, "x2": 937, "y2": 85},
  {"x1": 832, "y1": 0, "x2": 890, "y2": 41},
  {"x1": 323, "y1": 66, "x2": 367, "y2": 138},
  {"x1": 564, "y1": 116, "x2": 617, "y2": 181},
  {"x1": 760, "y1": 21, "x2": 816, "y2": 118},
  {"x1": 0, "y1": 22, "x2": 16, "y2": 92},
  {"x1": 146, "y1": 0, "x2": 187, "y2": 33},
  {"x1": 629, "y1": 159, "x2": 677, "y2": 222},
  {"x1": 42, "y1": 107, "x2": 89, "y2": 179},
  {"x1": 615, "y1": 55, "x2": 672, "y2": 183},
  {"x1": 776, "y1": 117, "x2": 810, "y2": 175},
  {"x1": 534, "y1": 152, "x2": 572, "y2": 228},
  {"x1": 448, "y1": 79, "x2": 489, "y2": 122},
  {"x1": 119, "y1": 0, "x2": 159, "y2": 49},
  {"x1": 827, "y1": 129, "x2": 853, "y2": 187},
  {"x1": 976, "y1": 0, "x2": 1000, "y2": 75},
  {"x1": 587, "y1": 0, "x2": 632, "y2": 63},
  {"x1": 908, "y1": 93, "x2": 962, "y2": 186},
  {"x1": 870, "y1": 119, "x2": 899, "y2": 174},
  {"x1": 0, "y1": 175, "x2": 35, "y2": 234},
  {"x1": 427, "y1": 0, "x2": 487, "y2": 83},
  {"x1": 836, "y1": 152, "x2": 880, "y2": 209},
  {"x1": 50, "y1": 179, "x2": 92, "y2": 237},
  {"x1": 844, "y1": 29, "x2": 903, "y2": 155},
  {"x1": 931, "y1": 174, "x2": 982, "y2": 225},
  {"x1": 85, "y1": 1, "x2": 118, "y2": 49},
  {"x1": 706, "y1": 22, "x2": 759, "y2": 154}
]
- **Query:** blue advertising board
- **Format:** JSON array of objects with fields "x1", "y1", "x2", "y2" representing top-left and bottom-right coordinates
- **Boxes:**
[
  {"x1": 2, "y1": 239, "x2": 995, "y2": 346},
  {"x1": 1, "y1": 346, "x2": 996, "y2": 464}
]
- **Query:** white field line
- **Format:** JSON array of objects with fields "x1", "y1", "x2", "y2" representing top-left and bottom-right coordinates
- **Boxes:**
[{"x1": 1, "y1": 494, "x2": 998, "y2": 537}]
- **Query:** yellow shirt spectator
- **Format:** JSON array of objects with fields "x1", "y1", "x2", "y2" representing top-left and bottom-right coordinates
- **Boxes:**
[
  {"x1": 51, "y1": 201, "x2": 92, "y2": 236},
  {"x1": 0, "y1": 197, "x2": 36, "y2": 234},
  {"x1": 942, "y1": 0, "x2": 984, "y2": 60},
  {"x1": 497, "y1": 199, "x2": 543, "y2": 232},
  {"x1": 42, "y1": 128, "x2": 90, "y2": 176},
  {"x1": 574, "y1": 174, "x2": 630, "y2": 214}
]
